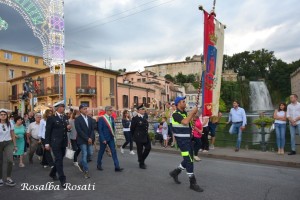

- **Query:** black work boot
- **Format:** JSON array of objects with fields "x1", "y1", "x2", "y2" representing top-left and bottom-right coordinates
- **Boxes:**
[
  {"x1": 189, "y1": 175, "x2": 204, "y2": 192},
  {"x1": 169, "y1": 168, "x2": 182, "y2": 184}
]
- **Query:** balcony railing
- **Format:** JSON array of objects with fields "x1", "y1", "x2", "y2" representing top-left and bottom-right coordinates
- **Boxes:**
[
  {"x1": 45, "y1": 87, "x2": 63, "y2": 96},
  {"x1": 9, "y1": 93, "x2": 23, "y2": 101},
  {"x1": 36, "y1": 89, "x2": 46, "y2": 97},
  {"x1": 76, "y1": 87, "x2": 96, "y2": 95}
]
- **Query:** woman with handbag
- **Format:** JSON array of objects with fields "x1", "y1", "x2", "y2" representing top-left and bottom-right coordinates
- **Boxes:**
[
  {"x1": 39, "y1": 109, "x2": 54, "y2": 168},
  {"x1": 68, "y1": 110, "x2": 81, "y2": 170},
  {"x1": 273, "y1": 103, "x2": 287, "y2": 155},
  {"x1": 0, "y1": 109, "x2": 17, "y2": 186},
  {"x1": 120, "y1": 110, "x2": 135, "y2": 155},
  {"x1": 13, "y1": 116, "x2": 26, "y2": 167}
]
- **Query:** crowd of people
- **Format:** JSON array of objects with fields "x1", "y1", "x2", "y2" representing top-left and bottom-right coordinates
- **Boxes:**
[{"x1": 0, "y1": 93, "x2": 299, "y2": 192}]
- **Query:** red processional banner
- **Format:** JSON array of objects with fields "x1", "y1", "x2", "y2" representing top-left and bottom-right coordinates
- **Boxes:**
[{"x1": 202, "y1": 10, "x2": 216, "y2": 117}]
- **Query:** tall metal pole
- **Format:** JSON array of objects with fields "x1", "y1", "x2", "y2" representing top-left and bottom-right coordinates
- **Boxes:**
[{"x1": 63, "y1": 63, "x2": 67, "y2": 105}]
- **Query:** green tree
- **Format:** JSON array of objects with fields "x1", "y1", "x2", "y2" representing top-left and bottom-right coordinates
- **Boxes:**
[
  {"x1": 219, "y1": 98, "x2": 227, "y2": 112},
  {"x1": 164, "y1": 74, "x2": 174, "y2": 82},
  {"x1": 186, "y1": 74, "x2": 196, "y2": 83},
  {"x1": 175, "y1": 72, "x2": 187, "y2": 85}
]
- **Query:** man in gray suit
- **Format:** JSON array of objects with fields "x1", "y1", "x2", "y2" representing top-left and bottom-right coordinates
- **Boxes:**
[{"x1": 75, "y1": 104, "x2": 94, "y2": 179}]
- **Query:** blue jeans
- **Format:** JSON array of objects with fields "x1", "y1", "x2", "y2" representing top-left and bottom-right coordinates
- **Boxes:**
[
  {"x1": 289, "y1": 123, "x2": 300, "y2": 151},
  {"x1": 79, "y1": 144, "x2": 93, "y2": 172},
  {"x1": 275, "y1": 123, "x2": 286, "y2": 149},
  {"x1": 229, "y1": 122, "x2": 243, "y2": 149},
  {"x1": 97, "y1": 140, "x2": 120, "y2": 169}
]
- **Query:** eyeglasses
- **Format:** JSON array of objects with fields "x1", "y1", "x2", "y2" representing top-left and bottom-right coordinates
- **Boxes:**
[
  {"x1": 2, "y1": 125, "x2": 6, "y2": 131},
  {"x1": 0, "y1": 114, "x2": 7, "y2": 116}
]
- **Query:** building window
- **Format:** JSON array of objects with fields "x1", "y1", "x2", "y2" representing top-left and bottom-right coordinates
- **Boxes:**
[
  {"x1": 134, "y1": 96, "x2": 139, "y2": 107},
  {"x1": 123, "y1": 95, "x2": 129, "y2": 108},
  {"x1": 43, "y1": 61, "x2": 46, "y2": 66},
  {"x1": 54, "y1": 74, "x2": 60, "y2": 87},
  {"x1": 137, "y1": 79, "x2": 141, "y2": 82},
  {"x1": 81, "y1": 74, "x2": 89, "y2": 87},
  {"x1": 35, "y1": 58, "x2": 39, "y2": 64},
  {"x1": 142, "y1": 97, "x2": 146, "y2": 105},
  {"x1": 22, "y1": 71, "x2": 26, "y2": 76},
  {"x1": 4, "y1": 52, "x2": 12, "y2": 60},
  {"x1": 80, "y1": 101, "x2": 90, "y2": 107},
  {"x1": 111, "y1": 98, "x2": 115, "y2": 107},
  {"x1": 110, "y1": 78, "x2": 115, "y2": 96},
  {"x1": 142, "y1": 78, "x2": 146, "y2": 82},
  {"x1": 9, "y1": 69, "x2": 14, "y2": 79},
  {"x1": 21, "y1": 56, "x2": 29, "y2": 62},
  {"x1": 12, "y1": 85, "x2": 17, "y2": 96},
  {"x1": 147, "y1": 97, "x2": 150, "y2": 108}
]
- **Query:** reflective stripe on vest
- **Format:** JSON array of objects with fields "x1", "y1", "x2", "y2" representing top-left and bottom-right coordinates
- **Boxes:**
[{"x1": 171, "y1": 110, "x2": 190, "y2": 137}]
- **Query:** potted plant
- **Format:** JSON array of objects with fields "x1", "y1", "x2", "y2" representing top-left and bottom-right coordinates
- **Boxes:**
[
  {"x1": 148, "y1": 132, "x2": 155, "y2": 145},
  {"x1": 253, "y1": 116, "x2": 274, "y2": 128}
]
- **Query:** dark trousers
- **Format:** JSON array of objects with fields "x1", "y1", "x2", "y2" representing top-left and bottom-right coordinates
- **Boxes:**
[
  {"x1": 97, "y1": 139, "x2": 120, "y2": 169},
  {"x1": 122, "y1": 131, "x2": 133, "y2": 151},
  {"x1": 41, "y1": 139, "x2": 54, "y2": 167},
  {"x1": 176, "y1": 137, "x2": 193, "y2": 174},
  {"x1": 193, "y1": 138, "x2": 202, "y2": 156},
  {"x1": 50, "y1": 146, "x2": 66, "y2": 181},
  {"x1": 136, "y1": 140, "x2": 151, "y2": 164},
  {"x1": 201, "y1": 127, "x2": 209, "y2": 150},
  {"x1": 70, "y1": 139, "x2": 81, "y2": 162}
]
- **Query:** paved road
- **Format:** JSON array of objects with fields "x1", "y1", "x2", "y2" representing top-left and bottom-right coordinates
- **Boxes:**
[{"x1": 1, "y1": 151, "x2": 300, "y2": 200}]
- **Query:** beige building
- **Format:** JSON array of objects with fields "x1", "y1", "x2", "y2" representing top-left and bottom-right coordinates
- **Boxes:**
[
  {"x1": 291, "y1": 67, "x2": 300, "y2": 97},
  {"x1": 0, "y1": 49, "x2": 47, "y2": 108},
  {"x1": 144, "y1": 55, "x2": 202, "y2": 77},
  {"x1": 222, "y1": 69, "x2": 238, "y2": 82},
  {"x1": 117, "y1": 70, "x2": 182, "y2": 110},
  {"x1": 7, "y1": 60, "x2": 118, "y2": 113}
]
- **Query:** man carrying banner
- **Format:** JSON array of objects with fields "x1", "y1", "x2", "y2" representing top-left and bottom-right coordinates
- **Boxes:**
[
  {"x1": 96, "y1": 106, "x2": 123, "y2": 172},
  {"x1": 169, "y1": 96, "x2": 204, "y2": 192}
]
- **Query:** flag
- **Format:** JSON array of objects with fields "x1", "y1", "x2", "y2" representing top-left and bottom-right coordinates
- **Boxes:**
[
  {"x1": 202, "y1": 10, "x2": 224, "y2": 117},
  {"x1": 212, "y1": 21, "x2": 225, "y2": 116}
]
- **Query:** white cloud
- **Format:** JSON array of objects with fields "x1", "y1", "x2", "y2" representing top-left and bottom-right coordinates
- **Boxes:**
[{"x1": 0, "y1": 0, "x2": 299, "y2": 70}]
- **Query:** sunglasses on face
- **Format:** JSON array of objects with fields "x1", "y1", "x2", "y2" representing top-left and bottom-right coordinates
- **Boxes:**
[{"x1": 2, "y1": 125, "x2": 6, "y2": 131}]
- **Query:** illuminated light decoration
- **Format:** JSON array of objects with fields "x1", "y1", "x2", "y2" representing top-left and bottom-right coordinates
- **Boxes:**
[
  {"x1": 0, "y1": 0, "x2": 65, "y2": 74},
  {"x1": 0, "y1": 17, "x2": 8, "y2": 30}
]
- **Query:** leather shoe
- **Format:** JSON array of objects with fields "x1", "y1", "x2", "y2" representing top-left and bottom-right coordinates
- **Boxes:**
[
  {"x1": 97, "y1": 165, "x2": 103, "y2": 171},
  {"x1": 115, "y1": 168, "x2": 124, "y2": 172},
  {"x1": 49, "y1": 174, "x2": 58, "y2": 181},
  {"x1": 288, "y1": 151, "x2": 296, "y2": 155},
  {"x1": 139, "y1": 163, "x2": 147, "y2": 169},
  {"x1": 60, "y1": 180, "x2": 66, "y2": 189}
]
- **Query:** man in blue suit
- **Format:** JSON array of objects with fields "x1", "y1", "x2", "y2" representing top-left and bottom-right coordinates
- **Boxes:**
[
  {"x1": 75, "y1": 104, "x2": 94, "y2": 179},
  {"x1": 97, "y1": 106, "x2": 123, "y2": 172}
]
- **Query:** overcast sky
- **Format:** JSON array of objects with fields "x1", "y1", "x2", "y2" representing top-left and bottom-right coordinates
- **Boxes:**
[{"x1": 0, "y1": 0, "x2": 299, "y2": 71}]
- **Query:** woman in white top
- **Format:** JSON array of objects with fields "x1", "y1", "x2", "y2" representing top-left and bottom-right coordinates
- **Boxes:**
[
  {"x1": 0, "y1": 109, "x2": 17, "y2": 186},
  {"x1": 273, "y1": 103, "x2": 287, "y2": 155}
]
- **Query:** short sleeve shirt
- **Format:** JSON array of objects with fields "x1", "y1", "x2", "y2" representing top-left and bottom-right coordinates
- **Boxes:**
[{"x1": 172, "y1": 109, "x2": 191, "y2": 129}]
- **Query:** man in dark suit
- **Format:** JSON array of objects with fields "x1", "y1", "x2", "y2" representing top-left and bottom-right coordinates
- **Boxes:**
[
  {"x1": 131, "y1": 104, "x2": 151, "y2": 169},
  {"x1": 75, "y1": 104, "x2": 94, "y2": 179},
  {"x1": 96, "y1": 106, "x2": 123, "y2": 172},
  {"x1": 45, "y1": 100, "x2": 70, "y2": 188}
]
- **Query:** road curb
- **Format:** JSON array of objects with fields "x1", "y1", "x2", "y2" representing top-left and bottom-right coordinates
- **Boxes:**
[{"x1": 117, "y1": 144, "x2": 300, "y2": 169}]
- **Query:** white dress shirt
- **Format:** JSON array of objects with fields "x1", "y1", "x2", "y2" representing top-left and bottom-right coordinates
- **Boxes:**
[
  {"x1": 81, "y1": 114, "x2": 89, "y2": 127},
  {"x1": 287, "y1": 102, "x2": 300, "y2": 125},
  {"x1": 229, "y1": 107, "x2": 247, "y2": 127}
]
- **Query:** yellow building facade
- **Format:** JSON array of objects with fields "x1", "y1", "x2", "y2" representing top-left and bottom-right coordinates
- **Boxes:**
[
  {"x1": 0, "y1": 49, "x2": 47, "y2": 109},
  {"x1": 7, "y1": 60, "x2": 118, "y2": 113}
]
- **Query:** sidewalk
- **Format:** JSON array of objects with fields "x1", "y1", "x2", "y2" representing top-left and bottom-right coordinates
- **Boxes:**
[{"x1": 116, "y1": 140, "x2": 300, "y2": 168}]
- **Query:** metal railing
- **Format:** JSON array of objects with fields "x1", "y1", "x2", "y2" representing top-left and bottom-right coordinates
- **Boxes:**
[{"x1": 113, "y1": 120, "x2": 294, "y2": 152}]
